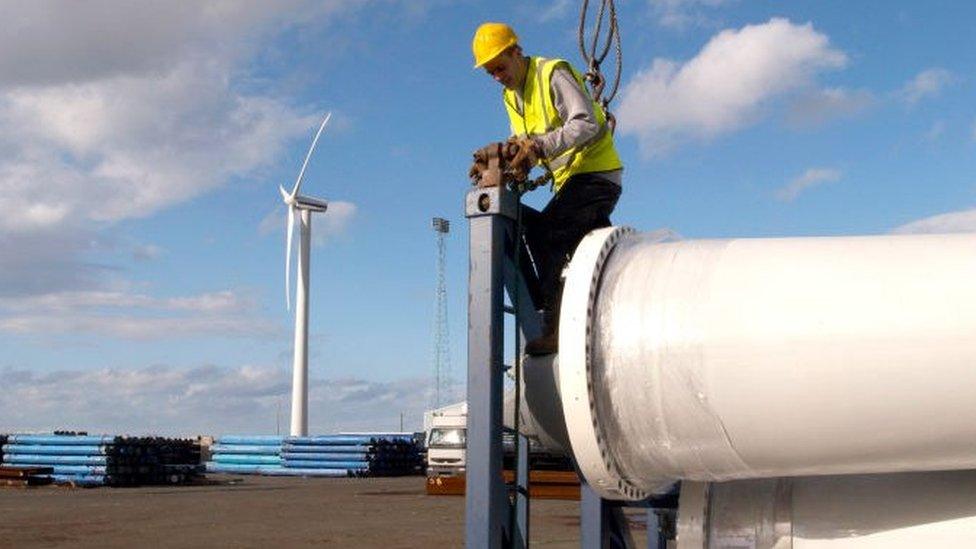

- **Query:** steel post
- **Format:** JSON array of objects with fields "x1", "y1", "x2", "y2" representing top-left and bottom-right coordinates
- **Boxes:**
[
  {"x1": 466, "y1": 186, "x2": 512, "y2": 548},
  {"x1": 582, "y1": 483, "x2": 637, "y2": 548},
  {"x1": 514, "y1": 432, "x2": 530, "y2": 547},
  {"x1": 647, "y1": 510, "x2": 664, "y2": 549},
  {"x1": 465, "y1": 185, "x2": 536, "y2": 548},
  {"x1": 582, "y1": 483, "x2": 610, "y2": 548}
]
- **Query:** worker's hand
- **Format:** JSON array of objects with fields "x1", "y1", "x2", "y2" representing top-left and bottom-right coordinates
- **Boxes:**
[
  {"x1": 468, "y1": 142, "x2": 506, "y2": 188},
  {"x1": 469, "y1": 143, "x2": 503, "y2": 187},
  {"x1": 468, "y1": 157, "x2": 486, "y2": 185},
  {"x1": 507, "y1": 136, "x2": 540, "y2": 179}
]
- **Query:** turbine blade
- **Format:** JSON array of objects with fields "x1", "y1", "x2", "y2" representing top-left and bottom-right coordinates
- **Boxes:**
[
  {"x1": 285, "y1": 205, "x2": 295, "y2": 310},
  {"x1": 290, "y1": 111, "x2": 332, "y2": 198}
]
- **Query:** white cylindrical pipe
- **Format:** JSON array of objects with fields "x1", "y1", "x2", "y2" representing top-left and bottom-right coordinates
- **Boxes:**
[
  {"x1": 290, "y1": 209, "x2": 312, "y2": 437},
  {"x1": 683, "y1": 471, "x2": 976, "y2": 548},
  {"x1": 559, "y1": 228, "x2": 976, "y2": 499},
  {"x1": 790, "y1": 472, "x2": 976, "y2": 548},
  {"x1": 503, "y1": 355, "x2": 571, "y2": 456}
]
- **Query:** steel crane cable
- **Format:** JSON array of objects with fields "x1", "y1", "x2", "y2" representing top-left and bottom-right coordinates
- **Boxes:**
[{"x1": 577, "y1": 0, "x2": 622, "y2": 130}]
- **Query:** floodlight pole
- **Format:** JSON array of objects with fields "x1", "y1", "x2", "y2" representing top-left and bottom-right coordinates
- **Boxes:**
[{"x1": 432, "y1": 216, "x2": 451, "y2": 409}]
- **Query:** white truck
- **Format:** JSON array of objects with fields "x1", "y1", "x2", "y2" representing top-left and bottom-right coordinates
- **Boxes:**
[{"x1": 424, "y1": 401, "x2": 467, "y2": 476}]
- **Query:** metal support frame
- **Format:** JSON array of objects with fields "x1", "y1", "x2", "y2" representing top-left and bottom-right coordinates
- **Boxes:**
[
  {"x1": 647, "y1": 509, "x2": 667, "y2": 549},
  {"x1": 465, "y1": 185, "x2": 541, "y2": 548},
  {"x1": 464, "y1": 185, "x2": 672, "y2": 548},
  {"x1": 513, "y1": 432, "x2": 531, "y2": 547},
  {"x1": 581, "y1": 484, "x2": 638, "y2": 548},
  {"x1": 582, "y1": 484, "x2": 674, "y2": 548}
]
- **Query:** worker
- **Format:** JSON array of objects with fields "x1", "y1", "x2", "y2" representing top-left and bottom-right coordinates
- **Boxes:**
[{"x1": 471, "y1": 22, "x2": 623, "y2": 355}]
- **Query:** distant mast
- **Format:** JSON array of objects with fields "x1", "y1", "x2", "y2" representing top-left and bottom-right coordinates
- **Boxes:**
[{"x1": 431, "y1": 217, "x2": 451, "y2": 408}]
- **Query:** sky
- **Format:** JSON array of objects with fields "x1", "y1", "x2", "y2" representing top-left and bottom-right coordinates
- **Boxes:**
[{"x1": 1, "y1": 0, "x2": 974, "y2": 436}]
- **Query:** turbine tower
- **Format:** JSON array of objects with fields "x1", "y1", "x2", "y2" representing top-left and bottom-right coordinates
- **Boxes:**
[
  {"x1": 280, "y1": 112, "x2": 332, "y2": 436},
  {"x1": 431, "y1": 217, "x2": 452, "y2": 408}
]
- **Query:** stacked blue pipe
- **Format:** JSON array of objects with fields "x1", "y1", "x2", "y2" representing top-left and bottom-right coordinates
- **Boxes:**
[
  {"x1": 205, "y1": 435, "x2": 286, "y2": 476},
  {"x1": 205, "y1": 433, "x2": 423, "y2": 477},
  {"x1": 282, "y1": 434, "x2": 422, "y2": 477},
  {"x1": 1, "y1": 433, "x2": 202, "y2": 487}
]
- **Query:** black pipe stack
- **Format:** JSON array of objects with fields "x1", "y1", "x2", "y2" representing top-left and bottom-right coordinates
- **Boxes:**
[{"x1": 1, "y1": 434, "x2": 202, "y2": 487}]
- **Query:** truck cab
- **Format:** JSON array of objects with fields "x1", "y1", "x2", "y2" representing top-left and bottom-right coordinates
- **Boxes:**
[{"x1": 424, "y1": 401, "x2": 467, "y2": 476}]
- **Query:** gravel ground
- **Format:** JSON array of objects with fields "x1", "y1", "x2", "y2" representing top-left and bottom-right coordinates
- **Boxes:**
[{"x1": 0, "y1": 475, "x2": 646, "y2": 548}]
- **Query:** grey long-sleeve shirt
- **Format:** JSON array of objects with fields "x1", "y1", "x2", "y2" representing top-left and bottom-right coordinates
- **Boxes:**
[{"x1": 511, "y1": 63, "x2": 622, "y2": 186}]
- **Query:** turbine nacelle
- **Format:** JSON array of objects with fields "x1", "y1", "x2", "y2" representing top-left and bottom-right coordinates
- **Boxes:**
[{"x1": 280, "y1": 185, "x2": 329, "y2": 212}]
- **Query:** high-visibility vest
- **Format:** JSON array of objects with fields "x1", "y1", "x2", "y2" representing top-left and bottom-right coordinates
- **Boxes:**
[{"x1": 503, "y1": 56, "x2": 622, "y2": 192}]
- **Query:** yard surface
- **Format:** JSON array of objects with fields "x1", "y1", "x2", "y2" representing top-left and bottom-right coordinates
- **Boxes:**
[{"x1": 0, "y1": 475, "x2": 653, "y2": 547}]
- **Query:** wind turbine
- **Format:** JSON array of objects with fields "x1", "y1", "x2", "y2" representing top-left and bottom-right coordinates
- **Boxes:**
[{"x1": 281, "y1": 112, "x2": 332, "y2": 437}]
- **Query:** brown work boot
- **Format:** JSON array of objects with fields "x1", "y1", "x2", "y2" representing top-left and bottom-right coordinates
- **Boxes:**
[{"x1": 525, "y1": 322, "x2": 558, "y2": 356}]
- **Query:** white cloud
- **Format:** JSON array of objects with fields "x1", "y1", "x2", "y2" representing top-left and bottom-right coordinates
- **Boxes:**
[
  {"x1": 897, "y1": 68, "x2": 955, "y2": 105},
  {"x1": 0, "y1": 315, "x2": 278, "y2": 340},
  {"x1": 0, "y1": 2, "x2": 369, "y2": 298},
  {"x1": 0, "y1": 228, "x2": 108, "y2": 297},
  {"x1": 0, "y1": 289, "x2": 275, "y2": 340},
  {"x1": 539, "y1": 0, "x2": 574, "y2": 22},
  {"x1": 133, "y1": 243, "x2": 164, "y2": 262},
  {"x1": 0, "y1": 1, "x2": 352, "y2": 88},
  {"x1": 649, "y1": 0, "x2": 735, "y2": 29},
  {"x1": 787, "y1": 87, "x2": 874, "y2": 128},
  {"x1": 893, "y1": 208, "x2": 976, "y2": 234},
  {"x1": 259, "y1": 201, "x2": 357, "y2": 244},
  {"x1": 166, "y1": 291, "x2": 251, "y2": 313},
  {"x1": 319, "y1": 201, "x2": 358, "y2": 240},
  {"x1": 0, "y1": 60, "x2": 317, "y2": 232},
  {"x1": 0, "y1": 364, "x2": 432, "y2": 435},
  {"x1": 924, "y1": 120, "x2": 947, "y2": 142},
  {"x1": 618, "y1": 18, "x2": 847, "y2": 155},
  {"x1": 776, "y1": 168, "x2": 841, "y2": 202},
  {"x1": 259, "y1": 208, "x2": 285, "y2": 236},
  {"x1": 0, "y1": 289, "x2": 248, "y2": 312}
]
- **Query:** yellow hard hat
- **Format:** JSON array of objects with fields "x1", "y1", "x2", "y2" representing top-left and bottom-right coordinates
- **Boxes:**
[{"x1": 472, "y1": 22, "x2": 518, "y2": 68}]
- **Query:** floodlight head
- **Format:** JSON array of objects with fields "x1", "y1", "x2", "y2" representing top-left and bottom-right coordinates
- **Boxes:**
[{"x1": 432, "y1": 217, "x2": 450, "y2": 234}]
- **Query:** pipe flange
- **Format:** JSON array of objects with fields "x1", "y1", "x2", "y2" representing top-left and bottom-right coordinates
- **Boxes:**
[{"x1": 558, "y1": 226, "x2": 648, "y2": 501}]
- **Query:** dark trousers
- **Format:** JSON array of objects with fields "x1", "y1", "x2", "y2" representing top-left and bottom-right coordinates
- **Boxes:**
[{"x1": 517, "y1": 172, "x2": 622, "y2": 324}]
